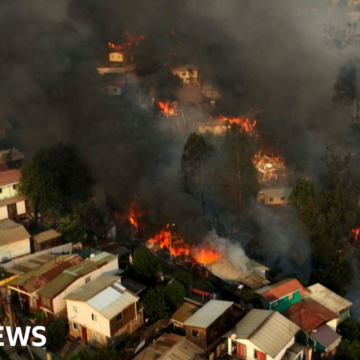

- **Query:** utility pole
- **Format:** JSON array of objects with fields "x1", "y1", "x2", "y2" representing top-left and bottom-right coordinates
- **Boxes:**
[{"x1": 169, "y1": 223, "x2": 176, "y2": 263}]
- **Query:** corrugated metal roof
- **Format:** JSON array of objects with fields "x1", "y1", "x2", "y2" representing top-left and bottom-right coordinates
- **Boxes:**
[
  {"x1": 305, "y1": 283, "x2": 352, "y2": 314},
  {"x1": 171, "y1": 302, "x2": 200, "y2": 324},
  {"x1": 0, "y1": 170, "x2": 20, "y2": 187},
  {"x1": 183, "y1": 300, "x2": 233, "y2": 328},
  {"x1": 256, "y1": 278, "x2": 303, "y2": 302},
  {"x1": 0, "y1": 220, "x2": 30, "y2": 245},
  {"x1": 33, "y1": 229, "x2": 61, "y2": 243},
  {"x1": 226, "y1": 309, "x2": 300, "y2": 358},
  {"x1": 260, "y1": 187, "x2": 292, "y2": 198},
  {"x1": 311, "y1": 324, "x2": 341, "y2": 350}
]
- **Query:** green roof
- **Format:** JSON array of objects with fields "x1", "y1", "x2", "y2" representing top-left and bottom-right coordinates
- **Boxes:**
[
  {"x1": 8, "y1": 255, "x2": 74, "y2": 286},
  {"x1": 37, "y1": 252, "x2": 118, "y2": 299}
]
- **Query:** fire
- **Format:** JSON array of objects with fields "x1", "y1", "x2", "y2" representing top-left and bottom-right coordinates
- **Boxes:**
[
  {"x1": 147, "y1": 225, "x2": 190, "y2": 257},
  {"x1": 351, "y1": 227, "x2": 360, "y2": 241},
  {"x1": 219, "y1": 115, "x2": 256, "y2": 132},
  {"x1": 157, "y1": 101, "x2": 178, "y2": 117},
  {"x1": 193, "y1": 247, "x2": 221, "y2": 265},
  {"x1": 128, "y1": 196, "x2": 146, "y2": 230},
  {"x1": 108, "y1": 31, "x2": 146, "y2": 52}
]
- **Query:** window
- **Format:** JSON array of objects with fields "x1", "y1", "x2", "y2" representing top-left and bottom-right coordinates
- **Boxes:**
[
  {"x1": 85, "y1": 276, "x2": 91, "y2": 284},
  {"x1": 288, "y1": 293, "x2": 294, "y2": 300},
  {"x1": 13, "y1": 185, "x2": 17, "y2": 190},
  {"x1": 73, "y1": 323, "x2": 78, "y2": 331},
  {"x1": 0, "y1": 188, "x2": 2, "y2": 193},
  {"x1": 91, "y1": 313, "x2": 97, "y2": 321},
  {"x1": 254, "y1": 349, "x2": 266, "y2": 360},
  {"x1": 269, "y1": 197, "x2": 274, "y2": 202},
  {"x1": 73, "y1": 305, "x2": 78, "y2": 313},
  {"x1": 272, "y1": 300, "x2": 278, "y2": 308},
  {"x1": 7, "y1": 204, "x2": 17, "y2": 218},
  {"x1": 192, "y1": 330, "x2": 200, "y2": 338},
  {"x1": 281, "y1": 197, "x2": 285, "y2": 201},
  {"x1": 116, "y1": 313, "x2": 122, "y2": 322},
  {"x1": 43, "y1": 297, "x2": 51, "y2": 309}
]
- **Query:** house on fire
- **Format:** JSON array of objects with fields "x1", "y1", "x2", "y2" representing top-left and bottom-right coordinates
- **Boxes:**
[
  {"x1": 257, "y1": 187, "x2": 292, "y2": 206},
  {"x1": 283, "y1": 298, "x2": 342, "y2": 358},
  {"x1": 65, "y1": 276, "x2": 143, "y2": 346},
  {"x1": 195, "y1": 121, "x2": 229, "y2": 135},
  {"x1": 109, "y1": 51, "x2": 124, "y2": 63},
  {"x1": 0, "y1": 219, "x2": 30, "y2": 262},
  {"x1": 183, "y1": 300, "x2": 236, "y2": 359},
  {"x1": 6, "y1": 252, "x2": 118, "y2": 315},
  {"x1": 225, "y1": 309, "x2": 302, "y2": 360},
  {"x1": 172, "y1": 65, "x2": 198, "y2": 84},
  {"x1": 0, "y1": 170, "x2": 31, "y2": 221},
  {"x1": 255, "y1": 278, "x2": 303, "y2": 312}
]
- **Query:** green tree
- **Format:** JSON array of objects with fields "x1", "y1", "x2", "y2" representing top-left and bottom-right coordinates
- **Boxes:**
[
  {"x1": 218, "y1": 125, "x2": 258, "y2": 212},
  {"x1": 336, "y1": 339, "x2": 360, "y2": 360},
  {"x1": 19, "y1": 143, "x2": 92, "y2": 218},
  {"x1": 76, "y1": 201, "x2": 107, "y2": 239},
  {"x1": 143, "y1": 286, "x2": 169, "y2": 321},
  {"x1": 133, "y1": 247, "x2": 160, "y2": 278},
  {"x1": 57, "y1": 214, "x2": 85, "y2": 243},
  {"x1": 290, "y1": 146, "x2": 360, "y2": 294},
  {"x1": 175, "y1": 270, "x2": 192, "y2": 295},
  {"x1": 46, "y1": 316, "x2": 68, "y2": 351},
  {"x1": 166, "y1": 280, "x2": 185, "y2": 308},
  {"x1": 338, "y1": 319, "x2": 360, "y2": 342}
]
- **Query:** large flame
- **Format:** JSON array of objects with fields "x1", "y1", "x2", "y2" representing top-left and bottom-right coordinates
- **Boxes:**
[
  {"x1": 219, "y1": 115, "x2": 256, "y2": 132},
  {"x1": 128, "y1": 196, "x2": 146, "y2": 230},
  {"x1": 193, "y1": 247, "x2": 221, "y2": 264},
  {"x1": 157, "y1": 101, "x2": 178, "y2": 117},
  {"x1": 108, "y1": 31, "x2": 146, "y2": 52}
]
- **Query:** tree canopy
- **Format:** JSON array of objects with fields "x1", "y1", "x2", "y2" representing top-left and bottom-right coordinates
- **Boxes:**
[
  {"x1": 166, "y1": 280, "x2": 185, "y2": 308},
  {"x1": 20, "y1": 143, "x2": 92, "y2": 217},
  {"x1": 143, "y1": 285, "x2": 169, "y2": 321},
  {"x1": 45, "y1": 316, "x2": 68, "y2": 351},
  {"x1": 132, "y1": 247, "x2": 160, "y2": 278}
]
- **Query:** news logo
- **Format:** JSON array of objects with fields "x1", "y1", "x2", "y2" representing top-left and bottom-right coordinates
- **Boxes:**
[{"x1": 0, "y1": 326, "x2": 46, "y2": 347}]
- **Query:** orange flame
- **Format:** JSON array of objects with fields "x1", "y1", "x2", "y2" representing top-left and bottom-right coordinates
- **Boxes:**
[
  {"x1": 219, "y1": 116, "x2": 256, "y2": 132},
  {"x1": 128, "y1": 196, "x2": 146, "y2": 230},
  {"x1": 193, "y1": 247, "x2": 221, "y2": 264},
  {"x1": 108, "y1": 31, "x2": 146, "y2": 52},
  {"x1": 157, "y1": 101, "x2": 178, "y2": 117},
  {"x1": 351, "y1": 227, "x2": 360, "y2": 241}
]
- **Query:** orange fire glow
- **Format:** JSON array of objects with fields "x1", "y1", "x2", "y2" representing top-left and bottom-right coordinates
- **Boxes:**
[
  {"x1": 108, "y1": 31, "x2": 146, "y2": 52},
  {"x1": 128, "y1": 196, "x2": 146, "y2": 230},
  {"x1": 157, "y1": 101, "x2": 178, "y2": 117},
  {"x1": 219, "y1": 115, "x2": 256, "y2": 132},
  {"x1": 193, "y1": 247, "x2": 221, "y2": 264},
  {"x1": 351, "y1": 227, "x2": 360, "y2": 241}
]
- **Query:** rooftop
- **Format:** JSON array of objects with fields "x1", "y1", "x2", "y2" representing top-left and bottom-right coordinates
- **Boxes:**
[
  {"x1": 0, "y1": 148, "x2": 24, "y2": 165},
  {"x1": 256, "y1": 278, "x2": 303, "y2": 302},
  {"x1": 6, "y1": 253, "x2": 56, "y2": 275},
  {"x1": 171, "y1": 302, "x2": 200, "y2": 325},
  {"x1": 311, "y1": 324, "x2": 341, "y2": 351},
  {"x1": 225, "y1": 309, "x2": 300, "y2": 359},
  {"x1": 37, "y1": 252, "x2": 117, "y2": 298},
  {"x1": 282, "y1": 299, "x2": 338, "y2": 334},
  {"x1": 305, "y1": 283, "x2": 353, "y2": 314},
  {"x1": 0, "y1": 170, "x2": 21, "y2": 187},
  {"x1": 66, "y1": 276, "x2": 138, "y2": 319},
  {"x1": 33, "y1": 229, "x2": 62, "y2": 244},
  {"x1": 0, "y1": 195, "x2": 28, "y2": 208},
  {"x1": 0, "y1": 219, "x2": 30, "y2": 246},
  {"x1": 183, "y1": 300, "x2": 233, "y2": 329}
]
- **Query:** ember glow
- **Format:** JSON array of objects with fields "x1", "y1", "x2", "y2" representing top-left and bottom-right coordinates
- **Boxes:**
[
  {"x1": 352, "y1": 228, "x2": 360, "y2": 241},
  {"x1": 192, "y1": 247, "x2": 221, "y2": 264},
  {"x1": 218, "y1": 115, "x2": 257, "y2": 132},
  {"x1": 157, "y1": 101, "x2": 178, "y2": 117},
  {"x1": 253, "y1": 151, "x2": 287, "y2": 184},
  {"x1": 108, "y1": 31, "x2": 146, "y2": 52},
  {"x1": 128, "y1": 196, "x2": 146, "y2": 230}
]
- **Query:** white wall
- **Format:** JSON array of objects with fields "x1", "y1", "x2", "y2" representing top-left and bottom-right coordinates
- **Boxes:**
[
  {"x1": 52, "y1": 258, "x2": 119, "y2": 314},
  {"x1": 0, "y1": 185, "x2": 18, "y2": 200},
  {"x1": 109, "y1": 52, "x2": 124, "y2": 62},
  {"x1": 0, "y1": 238, "x2": 30, "y2": 263},
  {"x1": 16, "y1": 201, "x2": 26, "y2": 215},
  {"x1": 228, "y1": 336, "x2": 295, "y2": 360},
  {"x1": 0, "y1": 206, "x2": 8, "y2": 220},
  {"x1": 67, "y1": 300, "x2": 111, "y2": 337}
]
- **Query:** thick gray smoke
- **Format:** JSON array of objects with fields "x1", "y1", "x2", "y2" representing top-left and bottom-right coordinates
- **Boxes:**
[{"x1": 1, "y1": 1, "x2": 359, "y2": 274}]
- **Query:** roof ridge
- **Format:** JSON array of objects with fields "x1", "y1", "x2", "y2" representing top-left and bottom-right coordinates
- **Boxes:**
[{"x1": 248, "y1": 310, "x2": 274, "y2": 339}]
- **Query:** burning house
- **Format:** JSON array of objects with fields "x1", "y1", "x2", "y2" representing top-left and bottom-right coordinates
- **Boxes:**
[
  {"x1": 157, "y1": 100, "x2": 179, "y2": 118},
  {"x1": 172, "y1": 65, "x2": 199, "y2": 85}
]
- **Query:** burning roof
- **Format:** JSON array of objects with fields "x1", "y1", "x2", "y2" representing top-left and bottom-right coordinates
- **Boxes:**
[{"x1": 157, "y1": 100, "x2": 179, "y2": 118}]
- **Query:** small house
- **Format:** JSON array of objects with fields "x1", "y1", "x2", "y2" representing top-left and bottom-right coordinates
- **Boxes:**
[
  {"x1": 65, "y1": 275, "x2": 144, "y2": 346},
  {"x1": 225, "y1": 309, "x2": 301, "y2": 360},
  {"x1": 109, "y1": 51, "x2": 124, "y2": 63},
  {"x1": 257, "y1": 187, "x2": 293, "y2": 206},
  {"x1": 33, "y1": 229, "x2": 62, "y2": 252},
  {"x1": 0, "y1": 170, "x2": 21, "y2": 200},
  {"x1": 172, "y1": 66, "x2": 198, "y2": 84},
  {"x1": 171, "y1": 301, "x2": 201, "y2": 329},
  {"x1": 256, "y1": 278, "x2": 303, "y2": 312},
  {"x1": 195, "y1": 121, "x2": 229, "y2": 135}
]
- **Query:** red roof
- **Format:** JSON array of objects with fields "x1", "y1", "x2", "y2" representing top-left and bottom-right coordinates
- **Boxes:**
[
  {"x1": 0, "y1": 169, "x2": 20, "y2": 187},
  {"x1": 282, "y1": 299, "x2": 339, "y2": 333},
  {"x1": 260, "y1": 279, "x2": 303, "y2": 302}
]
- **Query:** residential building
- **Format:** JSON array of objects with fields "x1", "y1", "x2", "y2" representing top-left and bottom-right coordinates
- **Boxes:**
[
  {"x1": 33, "y1": 229, "x2": 62, "y2": 252},
  {"x1": 255, "y1": 278, "x2": 303, "y2": 312},
  {"x1": 225, "y1": 309, "x2": 301, "y2": 360},
  {"x1": 283, "y1": 298, "x2": 341, "y2": 357},
  {"x1": 0, "y1": 170, "x2": 21, "y2": 200},
  {"x1": 171, "y1": 301, "x2": 201, "y2": 329},
  {"x1": 183, "y1": 300, "x2": 235, "y2": 359},
  {"x1": 172, "y1": 66, "x2": 198, "y2": 84},
  {"x1": 0, "y1": 219, "x2": 30, "y2": 262},
  {"x1": 133, "y1": 333, "x2": 204, "y2": 360},
  {"x1": 195, "y1": 121, "x2": 229, "y2": 135},
  {"x1": 257, "y1": 187, "x2": 292, "y2": 206},
  {"x1": 7, "y1": 252, "x2": 119, "y2": 315},
  {"x1": 0, "y1": 148, "x2": 25, "y2": 171},
  {"x1": 109, "y1": 51, "x2": 124, "y2": 63},
  {"x1": 304, "y1": 283, "x2": 353, "y2": 323},
  {"x1": 65, "y1": 276, "x2": 143, "y2": 346}
]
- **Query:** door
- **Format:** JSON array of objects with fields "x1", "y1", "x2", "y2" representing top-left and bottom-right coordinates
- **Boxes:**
[{"x1": 81, "y1": 326, "x2": 87, "y2": 344}]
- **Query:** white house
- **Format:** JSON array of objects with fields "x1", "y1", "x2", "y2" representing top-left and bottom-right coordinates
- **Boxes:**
[
  {"x1": 172, "y1": 66, "x2": 198, "y2": 84},
  {"x1": 0, "y1": 219, "x2": 30, "y2": 262},
  {"x1": 109, "y1": 51, "x2": 124, "y2": 63},
  {"x1": 226, "y1": 309, "x2": 300, "y2": 360},
  {"x1": 0, "y1": 170, "x2": 21, "y2": 200},
  {"x1": 257, "y1": 187, "x2": 293, "y2": 206},
  {"x1": 195, "y1": 121, "x2": 229, "y2": 135},
  {"x1": 65, "y1": 276, "x2": 144, "y2": 345}
]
